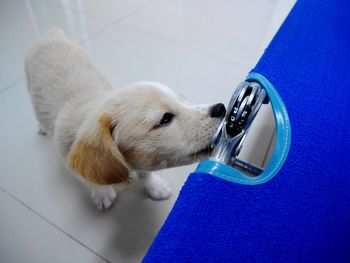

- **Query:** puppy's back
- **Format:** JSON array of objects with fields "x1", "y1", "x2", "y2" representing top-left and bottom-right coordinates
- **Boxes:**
[{"x1": 25, "y1": 28, "x2": 111, "y2": 133}]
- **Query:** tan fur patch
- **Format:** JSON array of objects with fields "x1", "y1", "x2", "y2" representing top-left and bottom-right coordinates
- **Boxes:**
[
  {"x1": 68, "y1": 114, "x2": 129, "y2": 185},
  {"x1": 121, "y1": 144, "x2": 165, "y2": 170}
]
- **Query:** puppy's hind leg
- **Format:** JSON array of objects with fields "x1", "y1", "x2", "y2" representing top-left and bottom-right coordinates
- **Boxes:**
[{"x1": 137, "y1": 172, "x2": 172, "y2": 200}]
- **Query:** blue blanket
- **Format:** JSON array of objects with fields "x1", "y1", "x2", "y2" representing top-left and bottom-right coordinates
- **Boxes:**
[{"x1": 143, "y1": 0, "x2": 350, "y2": 262}]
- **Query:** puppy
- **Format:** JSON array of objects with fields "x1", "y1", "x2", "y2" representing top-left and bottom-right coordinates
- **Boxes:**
[{"x1": 25, "y1": 28, "x2": 226, "y2": 210}]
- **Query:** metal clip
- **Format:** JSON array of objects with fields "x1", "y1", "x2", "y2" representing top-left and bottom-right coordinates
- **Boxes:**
[{"x1": 210, "y1": 81, "x2": 268, "y2": 174}]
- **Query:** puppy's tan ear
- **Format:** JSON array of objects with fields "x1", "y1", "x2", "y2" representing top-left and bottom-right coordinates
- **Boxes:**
[{"x1": 68, "y1": 114, "x2": 129, "y2": 185}]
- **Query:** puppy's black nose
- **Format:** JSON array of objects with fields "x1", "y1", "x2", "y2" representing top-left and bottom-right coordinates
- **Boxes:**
[{"x1": 210, "y1": 103, "x2": 226, "y2": 118}]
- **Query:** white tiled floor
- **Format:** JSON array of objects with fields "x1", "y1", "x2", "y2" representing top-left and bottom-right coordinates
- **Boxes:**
[{"x1": 0, "y1": 0, "x2": 295, "y2": 262}]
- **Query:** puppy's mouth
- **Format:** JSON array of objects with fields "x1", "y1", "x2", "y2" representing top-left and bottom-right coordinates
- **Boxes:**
[{"x1": 189, "y1": 145, "x2": 212, "y2": 160}]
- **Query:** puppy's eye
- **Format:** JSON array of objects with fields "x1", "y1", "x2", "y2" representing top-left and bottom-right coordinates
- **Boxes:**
[{"x1": 155, "y1": 113, "x2": 175, "y2": 128}]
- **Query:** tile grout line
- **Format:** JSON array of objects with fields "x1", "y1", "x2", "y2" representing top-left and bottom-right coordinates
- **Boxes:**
[
  {"x1": 0, "y1": 77, "x2": 25, "y2": 95},
  {"x1": 78, "y1": 23, "x2": 116, "y2": 44},
  {"x1": 77, "y1": 0, "x2": 158, "y2": 44},
  {"x1": 115, "y1": 24, "x2": 253, "y2": 69},
  {"x1": 109, "y1": 0, "x2": 158, "y2": 23},
  {"x1": 31, "y1": 0, "x2": 156, "y2": 45},
  {"x1": 37, "y1": 0, "x2": 157, "y2": 24},
  {"x1": 34, "y1": 0, "x2": 112, "y2": 23},
  {"x1": 31, "y1": 0, "x2": 117, "y2": 44},
  {"x1": 0, "y1": 186, "x2": 111, "y2": 263}
]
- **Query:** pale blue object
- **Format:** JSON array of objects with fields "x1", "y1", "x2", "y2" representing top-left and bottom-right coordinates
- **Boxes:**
[{"x1": 195, "y1": 72, "x2": 291, "y2": 185}]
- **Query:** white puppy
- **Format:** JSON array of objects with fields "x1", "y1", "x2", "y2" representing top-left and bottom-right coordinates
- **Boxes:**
[{"x1": 25, "y1": 28, "x2": 226, "y2": 210}]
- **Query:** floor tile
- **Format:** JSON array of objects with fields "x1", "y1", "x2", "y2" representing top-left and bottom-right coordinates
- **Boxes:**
[
  {"x1": 0, "y1": 188, "x2": 108, "y2": 263},
  {"x1": 120, "y1": 0, "x2": 296, "y2": 67},
  {"x1": 44, "y1": 0, "x2": 154, "y2": 22},
  {"x1": 0, "y1": 0, "x2": 109, "y2": 90}
]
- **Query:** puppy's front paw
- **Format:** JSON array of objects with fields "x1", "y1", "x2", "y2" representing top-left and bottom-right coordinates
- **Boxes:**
[
  {"x1": 91, "y1": 187, "x2": 117, "y2": 211},
  {"x1": 145, "y1": 176, "x2": 172, "y2": 200}
]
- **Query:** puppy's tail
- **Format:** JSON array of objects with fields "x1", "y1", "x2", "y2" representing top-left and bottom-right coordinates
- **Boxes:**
[{"x1": 44, "y1": 27, "x2": 66, "y2": 40}]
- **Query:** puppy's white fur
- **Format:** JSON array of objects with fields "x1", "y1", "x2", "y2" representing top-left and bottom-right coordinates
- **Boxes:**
[{"x1": 25, "y1": 28, "x2": 223, "y2": 210}]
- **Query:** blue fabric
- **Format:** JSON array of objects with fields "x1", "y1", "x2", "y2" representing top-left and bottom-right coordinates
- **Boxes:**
[{"x1": 143, "y1": 0, "x2": 350, "y2": 262}]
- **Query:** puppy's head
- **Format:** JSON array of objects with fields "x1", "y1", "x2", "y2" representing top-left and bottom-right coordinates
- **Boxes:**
[
  {"x1": 113, "y1": 83, "x2": 225, "y2": 171},
  {"x1": 68, "y1": 82, "x2": 225, "y2": 185}
]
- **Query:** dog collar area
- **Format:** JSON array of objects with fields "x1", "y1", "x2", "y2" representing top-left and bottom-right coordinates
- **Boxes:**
[{"x1": 195, "y1": 72, "x2": 291, "y2": 185}]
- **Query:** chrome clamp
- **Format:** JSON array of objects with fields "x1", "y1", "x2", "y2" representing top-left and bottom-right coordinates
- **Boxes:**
[{"x1": 210, "y1": 81, "x2": 268, "y2": 175}]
